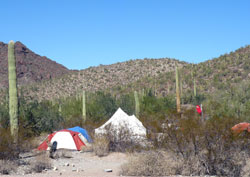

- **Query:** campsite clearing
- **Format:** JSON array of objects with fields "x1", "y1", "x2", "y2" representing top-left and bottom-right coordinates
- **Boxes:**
[
  {"x1": 7, "y1": 151, "x2": 128, "y2": 177},
  {"x1": 4, "y1": 150, "x2": 223, "y2": 177}
]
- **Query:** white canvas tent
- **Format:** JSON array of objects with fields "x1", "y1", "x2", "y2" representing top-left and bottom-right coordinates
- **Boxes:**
[{"x1": 95, "y1": 108, "x2": 147, "y2": 141}]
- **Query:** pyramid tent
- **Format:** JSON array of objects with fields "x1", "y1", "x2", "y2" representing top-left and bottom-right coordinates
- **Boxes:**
[
  {"x1": 95, "y1": 108, "x2": 147, "y2": 140},
  {"x1": 37, "y1": 129, "x2": 86, "y2": 151},
  {"x1": 68, "y1": 126, "x2": 92, "y2": 143}
]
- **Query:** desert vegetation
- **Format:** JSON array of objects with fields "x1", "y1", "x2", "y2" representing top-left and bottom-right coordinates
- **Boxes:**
[
  {"x1": 1, "y1": 85, "x2": 250, "y2": 176},
  {"x1": 0, "y1": 44, "x2": 250, "y2": 176}
]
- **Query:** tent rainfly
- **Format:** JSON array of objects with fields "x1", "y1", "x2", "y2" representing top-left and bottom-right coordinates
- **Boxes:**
[{"x1": 68, "y1": 126, "x2": 93, "y2": 143}]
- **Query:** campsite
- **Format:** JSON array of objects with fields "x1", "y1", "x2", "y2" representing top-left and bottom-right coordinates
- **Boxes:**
[{"x1": 1, "y1": 1, "x2": 250, "y2": 177}]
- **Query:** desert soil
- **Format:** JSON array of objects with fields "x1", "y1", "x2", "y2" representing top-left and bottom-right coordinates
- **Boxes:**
[{"x1": 5, "y1": 151, "x2": 128, "y2": 177}]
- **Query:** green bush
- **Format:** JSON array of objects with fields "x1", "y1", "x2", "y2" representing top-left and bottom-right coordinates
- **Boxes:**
[{"x1": 19, "y1": 100, "x2": 63, "y2": 136}]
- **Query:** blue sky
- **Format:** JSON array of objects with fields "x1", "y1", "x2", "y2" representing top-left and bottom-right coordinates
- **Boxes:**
[{"x1": 1, "y1": 0, "x2": 250, "y2": 70}]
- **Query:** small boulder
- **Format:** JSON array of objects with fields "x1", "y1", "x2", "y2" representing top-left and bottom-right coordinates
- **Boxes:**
[
  {"x1": 104, "y1": 169, "x2": 112, "y2": 172},
  {"x1": 64, "y1": 163, "x2": 69, "y2": 166}
]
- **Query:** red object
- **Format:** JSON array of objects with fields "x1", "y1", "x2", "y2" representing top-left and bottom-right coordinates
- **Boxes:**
[
  {"x1": 37, "y1": 129, "x2": 85, "y2": 151},
  {"x1": 196, "y1": 105, "x2": 202, "y2": 115},
  {"x1": 231, "y1": 122, "x2": 250, "y2": 134}
]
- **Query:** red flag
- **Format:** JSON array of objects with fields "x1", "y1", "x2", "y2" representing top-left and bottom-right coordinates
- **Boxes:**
[{"x1": 196, "y1": 105, "x2": 202, "y2": 115}]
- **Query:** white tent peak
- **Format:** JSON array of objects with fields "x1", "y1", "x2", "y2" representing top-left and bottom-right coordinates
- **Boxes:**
[{"x1": 95, "y1": 108, "x2": 146, "y2": 139}]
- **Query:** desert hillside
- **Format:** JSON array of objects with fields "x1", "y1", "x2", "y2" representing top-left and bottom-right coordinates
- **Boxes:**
[{"x1": 0, "y1": 41, "x2": 73, "y2": 89}]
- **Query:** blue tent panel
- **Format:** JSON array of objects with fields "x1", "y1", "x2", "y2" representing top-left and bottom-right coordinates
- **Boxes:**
[{"x1": 68, "y1": 126, "x2": 92, "y2": 143}]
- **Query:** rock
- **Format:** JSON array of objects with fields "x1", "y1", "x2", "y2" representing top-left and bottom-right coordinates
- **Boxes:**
[
  {"x1": 65, "y1": 163, "x2": 69, "y2": 166},
  {"x1": 72, "y1": 168, "x2": 77, "y2": 172},
  {"x1": 72, "y1": 164, "x2": 75, "y2": 167},
  {"x1": 53, "y1": 167, "x2": 58, "y2": 171},
  {"x1": 104, "y1": 169, "x2": 112, "y2": 172}
]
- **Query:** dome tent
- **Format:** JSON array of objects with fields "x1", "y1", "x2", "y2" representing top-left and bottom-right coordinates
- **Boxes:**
[{"x1": 37, "y1": 129, "x2": 86, "y2": 151}]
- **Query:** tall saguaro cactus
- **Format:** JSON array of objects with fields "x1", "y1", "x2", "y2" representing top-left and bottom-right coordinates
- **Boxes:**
[
  {"x1": 8, "y1": 40, "x2": 19, "y2": 141},
  {"x1": 82, "y1": 90, "x2": 86, "y2": 122},
  {"x1": 193, "y1": 78, "x2": 197, "y2": 97},
  {"x1": 192, "y1": 64, "x2": 197, "y2": 97},
  {"x1": 134, "y1": 91, "x2": 140, "y2": 118},
  {"x1": 175, "y1": 65, "x2": 181, "y2": 113}
]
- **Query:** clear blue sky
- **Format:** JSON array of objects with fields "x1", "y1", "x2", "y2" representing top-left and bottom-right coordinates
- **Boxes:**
[{"x1": 1, "y1": 0, "x2": 250, "y2": 70}]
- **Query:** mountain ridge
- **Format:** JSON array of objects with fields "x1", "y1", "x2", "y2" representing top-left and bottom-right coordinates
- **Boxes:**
[
  {"x1": 0, "y1": 41, "x2": 73, "y2": 89},
  {"x1": 0, "y1": 41, "x2": 249, "y2": 102}
]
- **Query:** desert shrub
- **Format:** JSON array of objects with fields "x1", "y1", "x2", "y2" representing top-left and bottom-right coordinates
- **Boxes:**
[
  {"x1": 52, "y1": 149, "x2": 73, "y2": 159},
  {"x1": 93, "y1": 135, "x2": 110, "y2": 157},
  {"x1": 0, "y1": 104, "x2": 9, "y2": 128},
  {"x1": 0, "y1": 160, "x2": 17, "y2": 175},
  {"x1": 0, "y1": 126, "x2": 40, "y2": 160},
  {"x1": 19, "y1": 100, "x2": 63, "y2": 136},
  {"x1": 0, "y1": 128, "x2": 19, "y2": 160},
  {"x1": 87, "y1": 91, "x2": 117, "y2": 122},
  {"x1": 31, "y1": 152, "x2": 51, "y2": 173},
  {"x1": 106, "y1": 123, "x2": 148, "y2": 152},
  {"x1": 116, "y1": 93, "x2": 134, "y2": 115},
  {"x1": 160, "y1": 111, "x2": 250, "y2": 177},
  {"x1": 80, "y1": 144, "x2": 93, "y2": 152},
  {"x1": 120, "y1": 151, "x2": 182, "y2": 176}
]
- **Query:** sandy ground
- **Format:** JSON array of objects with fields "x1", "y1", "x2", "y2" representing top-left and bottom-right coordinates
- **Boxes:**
[
  {"x1": 4, "y1": 151, "x2": 128, "y2": 177},
  {"x1": 1, "y1": 150, "x2": 222, "y2": 177}
]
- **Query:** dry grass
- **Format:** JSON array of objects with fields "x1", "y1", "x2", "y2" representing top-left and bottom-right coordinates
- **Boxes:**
[
  {"x1": 120, "y1": 150, "x2": 182, "y2": 176},
  {"x1": 120, "y1": 149, "x2": 249, "y2": 177},
  {"x1": 80, "y1": 144, "x2": 93, "y2": 152}
]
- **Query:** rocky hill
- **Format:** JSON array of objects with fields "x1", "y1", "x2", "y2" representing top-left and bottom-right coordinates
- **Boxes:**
[
  {"x1": 19, "y1": 58, "x2": 187, "y2": 101},
  {"x1": 0, "y1": 41, "x2": 249, "y2": 102},
  {"x1": 0, "y1": 41, "x2": 72, "y2": 89},
  {"x1": 126, "y1": 45, "x2": 250, "y2": 98}
]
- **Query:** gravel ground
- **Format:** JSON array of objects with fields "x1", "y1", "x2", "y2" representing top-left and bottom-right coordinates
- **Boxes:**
[
  {"x1": 1, "y1": 150, "x2": 220, "y2": 177},
  {"x1": 3, "y1": 151, "x2": 128, "y2": 177}
]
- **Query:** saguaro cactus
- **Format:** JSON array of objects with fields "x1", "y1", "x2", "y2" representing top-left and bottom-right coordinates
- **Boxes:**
[
  {"x1": 134, "y1": 91, "x2": 140, "y2": 118},
  {"x1": 8, "y1": 40, "x2": 19, "y2": 141},
  {"x1": 82, "y1": 90, "x2": 86, "y2": 122},
  {"x1": 193, "y1": 78, "x2": 197, "y2": 97},
  {"x1": 175, "y1": 65, "x2": 181, "y2": 113},
  {"x1": 192, "y1": 64, "x2": 197, "y2": 97}
]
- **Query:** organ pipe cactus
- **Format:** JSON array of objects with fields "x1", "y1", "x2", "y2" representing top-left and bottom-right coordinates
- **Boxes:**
[
  {"x1": 175, "y1": 64, "x2": 181, "y2": 113},
  {"x1": 8, "y1": 40, "x2": 19, "y2": 141},
  {"x1": 82, "y1": 90, "x2": 86, "y2": 122},
  {"x1": 134, "y1": 91, "x2": 140, "y2": 118}
]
